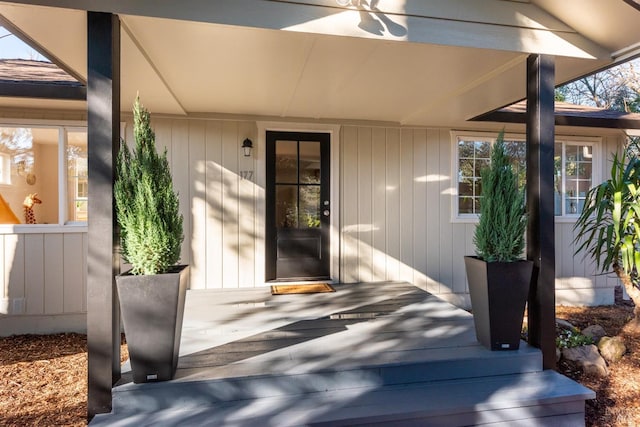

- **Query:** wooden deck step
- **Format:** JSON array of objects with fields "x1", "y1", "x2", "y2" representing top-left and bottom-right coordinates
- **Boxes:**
[
  {"x1": 91, "y1": 370, "x2": 594, "y2": 426},
  {"x1": 91, "y1": 283, "x2": 593, "y2": 426}
]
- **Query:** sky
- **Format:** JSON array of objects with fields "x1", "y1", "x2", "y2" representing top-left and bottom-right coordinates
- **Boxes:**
[{"x1": 0, "y1": 26, "x2": 48, "y2": 61}]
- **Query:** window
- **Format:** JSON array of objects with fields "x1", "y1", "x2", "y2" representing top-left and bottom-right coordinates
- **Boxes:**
[
  {"x1": 554, "y1": 143, "x2": 593, "y2": 216},
  {"x1": 0, "y1": 125, "x2": 87, "y2": 225},
  {"x1": 453, "y1": 132, "x2": 598, "y2": 220},
  {"x1": 456, "y1": 134, "x2": 526, "y2": 215}
]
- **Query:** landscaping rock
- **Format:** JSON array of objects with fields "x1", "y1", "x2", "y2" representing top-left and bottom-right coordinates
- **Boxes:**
[
  {"x1": 598, "y1": 336, "x2": 626, "y2": 363},
  {"x1": 582, "y1": 325, "x2": 607, "y2": 343},
  {"x1": 562, "y1": 344, "x2": 609, "y2": 377},
  {"x1": 556, "y1": 318, "x2": 575, "y2": 331},
  {"x1": 556, "y1": 347, "x2": 562, "y2": 363}
]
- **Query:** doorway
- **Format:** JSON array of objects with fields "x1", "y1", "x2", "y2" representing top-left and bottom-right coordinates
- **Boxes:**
[{"x1": 265, "y1": 131, "x2": 331, "y2": 281}]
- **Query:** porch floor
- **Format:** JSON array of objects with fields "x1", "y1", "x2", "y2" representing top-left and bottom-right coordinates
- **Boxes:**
[{"x1": 91, "y1": 281, "x2": 594, "y2": 426}]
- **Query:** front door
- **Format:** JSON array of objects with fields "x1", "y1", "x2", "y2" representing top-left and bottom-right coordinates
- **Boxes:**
[{"x1": 266, "y1": 131, "x2": 330, "y2": 281}]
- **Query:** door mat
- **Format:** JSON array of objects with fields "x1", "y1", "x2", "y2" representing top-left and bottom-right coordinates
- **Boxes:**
[{"x1": 271, "y1": 283, "x2": 335, "y2": 295}]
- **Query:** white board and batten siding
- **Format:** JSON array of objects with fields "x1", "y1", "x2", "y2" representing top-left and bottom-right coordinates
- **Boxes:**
[
  {"x1": 340, "y1": 125, "x2": 623, "y2": 307},
  {"x1": 0, "y1": 116, "x2": 623, "y2": 336},
  {"x1": 122, "y1": 117, "x2": 259, "y2": 290},
  {"x1": 0, "y1": 229, "x2": 88, "y2": 335}
]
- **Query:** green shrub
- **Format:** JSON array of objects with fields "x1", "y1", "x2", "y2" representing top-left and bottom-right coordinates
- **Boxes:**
[
  {"x1": 473, "y1": 131, "x2": 527, "y2": 262},
  {"x1": 115, "y1": 98, "x2": 183, "y2": 275},
  {"x1": 556, "y1": 327, "x2": 594, "y2": 349}
]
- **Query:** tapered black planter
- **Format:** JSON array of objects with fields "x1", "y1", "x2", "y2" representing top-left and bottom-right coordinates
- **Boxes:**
[
  {"x1": 464, "y1": 256, "x2": 533, "y2": 351},
  {"x1": 116, "y1": 264, "x2": 189, "y2": 383}
]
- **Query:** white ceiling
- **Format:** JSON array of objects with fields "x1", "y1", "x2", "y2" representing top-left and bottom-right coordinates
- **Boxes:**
[{"x1": 0, "y1": 0, "x2": 639, "y2": 127}]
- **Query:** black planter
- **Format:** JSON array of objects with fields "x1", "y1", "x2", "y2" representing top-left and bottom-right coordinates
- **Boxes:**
[
  {"x1": 116, "y1": 264, "x2": 189, "y2": 383},
  {"x1": 464, "y1": 256, "x2": 533, "y2": 351}
]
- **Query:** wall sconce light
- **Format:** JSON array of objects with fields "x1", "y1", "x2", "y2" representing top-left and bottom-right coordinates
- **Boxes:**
[{"x1": 242, "y1": 138, "x2": 253, "y2": 157}]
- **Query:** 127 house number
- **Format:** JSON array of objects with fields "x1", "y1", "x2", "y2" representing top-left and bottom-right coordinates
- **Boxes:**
[{"x1": 240, "y1": 170, "x2": 254, "y2": 181}]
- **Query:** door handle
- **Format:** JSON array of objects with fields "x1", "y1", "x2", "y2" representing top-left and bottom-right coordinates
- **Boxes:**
[{"x1": 323, "y1": 209, "x2": 330, "y2": 217}]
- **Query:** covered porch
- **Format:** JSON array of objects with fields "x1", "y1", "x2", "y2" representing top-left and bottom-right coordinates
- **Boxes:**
[
  {"x1": 1, "y1": 1, "x2": 640, "y2": 421},
  {"x1": 91, "y1": 282, "x2": 593, "y2": 426}
]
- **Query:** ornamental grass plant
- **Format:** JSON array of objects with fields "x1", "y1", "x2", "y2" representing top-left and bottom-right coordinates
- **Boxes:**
[
  {"x1": 115, "y1": 98, "x2": 183, "y2": 275},
  {"x1": 473, "y1": 131, "x2": 527, "y2": 262}
]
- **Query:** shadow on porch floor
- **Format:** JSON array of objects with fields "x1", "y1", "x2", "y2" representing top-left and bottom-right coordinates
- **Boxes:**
[{"x1": 92, "y1": 281, "x2": 593, "y2": 426}]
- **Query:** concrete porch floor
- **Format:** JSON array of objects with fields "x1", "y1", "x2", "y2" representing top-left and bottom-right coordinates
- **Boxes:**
[{"x1": 91, "y1": 281, "x2": 594, "y2": 426}]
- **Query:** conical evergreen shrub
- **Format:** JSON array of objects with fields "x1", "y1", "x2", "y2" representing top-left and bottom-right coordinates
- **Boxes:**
[
  {"x1": 115, "y1": 98, "x2": 184, "y2": 275},
  {"x1": 473, "y1": 131, "x2": 526, "y2": 262}
]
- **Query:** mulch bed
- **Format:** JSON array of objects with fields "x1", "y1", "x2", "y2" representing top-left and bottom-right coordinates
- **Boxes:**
[
  {"x1": 556, "y1": 302, "x2": 640, "y2": 426},
  {"x1": 0, "y1": 334, "x2": 127, "y2": 426},
  {"x1": 0, "y1": 299, "x2": 638, "y2": 426}
]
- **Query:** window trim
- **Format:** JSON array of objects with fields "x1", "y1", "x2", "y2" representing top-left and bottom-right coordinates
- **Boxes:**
[{"x1": 450, "y1": 131, "x2": 602, "y2": 224}]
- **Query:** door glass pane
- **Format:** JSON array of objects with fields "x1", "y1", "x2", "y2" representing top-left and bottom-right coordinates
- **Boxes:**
[
  {"x1": 299, "y1": 186, "x2": 320, "y2": 228},
  {"x1": 299, "y1": 141, "x2": 320, "y2": 184},
  {"x1": 276, "y1": 185, "x2": 298, "y2": 228},
  {"x1": 275, "y1": 140, "x2": 297, "y2": 183}
]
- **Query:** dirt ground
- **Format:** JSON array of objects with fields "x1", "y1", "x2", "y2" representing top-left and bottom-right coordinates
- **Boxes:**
[{"x1": 0, "y1": 304, "x2": 638, "y2": 426}]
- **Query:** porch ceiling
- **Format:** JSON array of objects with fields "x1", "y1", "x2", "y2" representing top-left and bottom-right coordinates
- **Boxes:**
[{"x1": 0, "y1": 1, "x2": 639, "y2": 127}]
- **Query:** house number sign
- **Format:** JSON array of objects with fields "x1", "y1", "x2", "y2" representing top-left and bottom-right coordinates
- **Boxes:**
[{"x1": 240, "y1": 170, "x2": 254, "y2": 181}]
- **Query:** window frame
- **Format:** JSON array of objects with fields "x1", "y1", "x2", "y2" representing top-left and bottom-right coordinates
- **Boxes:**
[
  {"x1": 450, "y1": 131, "x2": 601, "y2": 224},
  {"x1": 0, "y1": 118, "x2": 88, "y2": 233}
]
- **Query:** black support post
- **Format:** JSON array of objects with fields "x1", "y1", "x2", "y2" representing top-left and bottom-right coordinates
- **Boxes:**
[
  {"x1": 526, "y1": 54, "x2": 556, "y2": 370},
  {"x1": 87, "y1": 12, "x2": 121, "y2": 419}
]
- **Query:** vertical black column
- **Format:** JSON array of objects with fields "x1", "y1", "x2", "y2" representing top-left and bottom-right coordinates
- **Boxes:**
[
  {"x1": 87, "y1": 12, "x2": 121, "y2": 418},
  {"x1": 526, "y1": 54, "x2": 556, "y2": 370}
]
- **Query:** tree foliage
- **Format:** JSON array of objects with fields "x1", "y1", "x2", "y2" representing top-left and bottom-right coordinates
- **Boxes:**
[
  {"x1": 115, "y1": 98, "x2": 184, "y2": 275},
  {"x1": 557, "y1": 58, "x2": 640, "y2": 113},
  {"x1": 573, "y1": 151, "x2": 640, "y2": 329},
  {"x1": 473, "y1": 131, "x2": 527, "y2": 262}
]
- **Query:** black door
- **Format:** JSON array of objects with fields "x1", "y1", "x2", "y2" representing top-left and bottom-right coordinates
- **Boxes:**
[{"x1": 266, "y1": 131, "x2": 330, "y2": 280}]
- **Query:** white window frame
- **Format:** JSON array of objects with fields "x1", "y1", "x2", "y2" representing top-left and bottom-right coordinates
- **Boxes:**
[
  {"x1": 63, "y1": 126, "x2": 89, "y2": 225},
  {"x1": 451, "y1": 131, "x2": 601, "y2": 223},
  {"x1": 0, "y1": 119, "x2": 87, "y2": 233},
  {"x1": 554, "y1": 136, "x2": 602, "y2": 223}
]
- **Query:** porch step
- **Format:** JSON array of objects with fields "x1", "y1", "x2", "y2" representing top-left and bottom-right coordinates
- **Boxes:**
[
  {"x1": 90, "y1": 284, "x2": 593, "y2": 425},
  {"x1": 108, "y1": 342, "x2": 543, "y2": 412},
  {"x1": 91, "y1": 370, "x2": 594, "y2": 426}
]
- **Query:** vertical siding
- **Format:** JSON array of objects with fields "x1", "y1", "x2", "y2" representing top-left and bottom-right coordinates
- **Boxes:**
[
  {"x1": 341, "y1": 126, "x2": 359, "y2": 282},
  {"x1": 339, "y1": 125, "x2": 619, "y2": 303},
  {"x1": 438, "y1": 128, "x2": 454, "y2": 293},
  {"x1": 171, "y1": 120, "x2": 191, "y2": 267},
  {"x1": 6, "y1": 235, "x2": 25, "y2": 305},
  {"x1": 357, "y1": 128, "x2": 373, "y2": 282},
  {"x1": 425, "y1": 129, "x2": 441, "y2": 294},
  {"x1": 189, "y1": 121, "x2": 207, "y2": 289},
  {"x1": 412, "y1": 129, "x2": 427, "y2": 290},
  {"x1": 63, "y1": 233, "x2": 85, "y2": 313},
  {"x1": 385, "y1": 129, "x2": 401, "y2": 281},
  {"x1": 238, "y1": 121, "x2": 256, "y2": 288},
  {"x1": 127, "y1": 117, "x2": 258, "y2": 290},
  {"x1": 2, "y1": 232, "x2": 86, "y2": 317},
  {"x1": 205, "y1": 121, "x2": 223, "y2": 289},
  {"x1": 43, "y1": 234, "x2": 64, "y2": 314},
  {"x1": 24, "y1": 234, "x2": 44, "y2": 315},
  {"x1": 399, "y1": 130, "x2": 414, "y2": 283},
  {"x1": 221, "y1": 122, "x2": 240, "y2": 288},
  {"x1": 1, "y1": 118, "x2": 620, "y2": 328},
  {"x1": 371, "y1": 128, "x2": 387, "y2": 282}
]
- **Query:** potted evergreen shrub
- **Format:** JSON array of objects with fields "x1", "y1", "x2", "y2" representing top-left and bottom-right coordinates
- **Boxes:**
[
  {"x1": 464, "y1": 131, "x2": 533, "y2": 351},
  {"x1": 115, "y1": 97, "x2": 188, "y2": 383}
]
